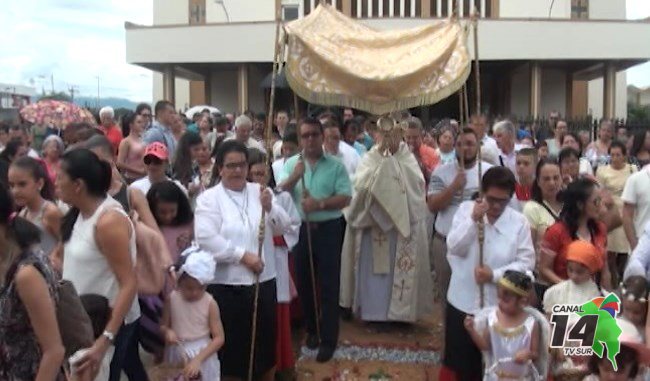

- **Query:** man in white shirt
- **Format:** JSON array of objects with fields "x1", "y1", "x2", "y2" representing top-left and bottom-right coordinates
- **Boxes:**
[
  {"x1": 426, "y1": 128, "x2": 492, "y2": 313},
  {"x1": 272, "y1": 110, "x2": 290, "y2": 160},
  {"x1": 470, "y1": 114, "x2": 499, "y2": 165},
  {"x1": 322, "y1": 119, "x2": 359, "y2": 181},
  {"x1": 131, "y1": 142, "x2": 188, "y2": 196},
  {"x1": 271, "y1": 131, "x2": 299, "y2": 184},
  {"x1": 441, "y1": 166, "x2": 535, "y2": 381},
  {"x1": 493, "y1": 120, "x2": 523, "y2": 176},
  {"x1": 226, "y1": 115, "x2": 266, "y2": 153},
  {"x1": 622, "y1": 166, "x2": 650, "y2": 250}
]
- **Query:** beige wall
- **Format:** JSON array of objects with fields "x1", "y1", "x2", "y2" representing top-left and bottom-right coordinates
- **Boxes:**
[
  {"x1": 587, "y1": 71, "x2": 627, "y2": 119},
  {"x1": 640, "y1": 90, "x2": 650, "y2": 107},
  {"x1": 589, "y1": 0, "x2": 626, "y2": 20},
  {"x1": 499, "y1": 0, "x2": 570, "y2": 19},
  {"x1": 153, "y1": 0, "x2": 188, "y2": 25},
  {"x1": 541, "y1": 68, "x2": 567, "y2": 117},
  {"x1": 206, "y1": 0, "x2": 275, "y2": 23},
  {"x1": 152, "y1": 72, "x2": 191, "y2": 111}
]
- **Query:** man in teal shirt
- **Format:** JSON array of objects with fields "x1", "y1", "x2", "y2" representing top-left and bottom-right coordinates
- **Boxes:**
[{"x1": 278, "y1": 117, "x2": 352, "y2": 362}]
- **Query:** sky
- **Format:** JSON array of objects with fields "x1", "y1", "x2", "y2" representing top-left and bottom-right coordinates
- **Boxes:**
[{"x1": 0, "y1": 0, "x2": 649, "y2": 103}]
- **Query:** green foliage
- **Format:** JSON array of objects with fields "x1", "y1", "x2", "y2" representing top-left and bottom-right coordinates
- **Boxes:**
[
  {"x1": 628, "y1": 103, "x2": 650, "y2": 124},
  {"x1": 38, "y1": 91, "x2": 72, "y2": 102}
]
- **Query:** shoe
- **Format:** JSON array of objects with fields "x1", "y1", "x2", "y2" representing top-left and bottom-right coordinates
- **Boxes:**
[
  {"x1": 340, "y1": 307, "x2": 353, "y2": 321},
  {"x1": 305, "y1": 334, "x2": 319, "y2": 350},
  {"x1": 316, "y1": 345, "x2": 336, "y2": 362}
]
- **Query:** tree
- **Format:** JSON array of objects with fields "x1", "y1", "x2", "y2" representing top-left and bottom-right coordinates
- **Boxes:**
[
  {"x1": 38, "y1": 91, "x2": 72, "y2": 102},
  {"x1": 627, "y1": 103, "x2": 650, "y2": 124}
]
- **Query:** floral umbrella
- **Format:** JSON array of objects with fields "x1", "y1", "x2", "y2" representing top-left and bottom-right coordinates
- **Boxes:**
[{"x1": 19, "y1": 99, "x2": 97, "y2": 129}]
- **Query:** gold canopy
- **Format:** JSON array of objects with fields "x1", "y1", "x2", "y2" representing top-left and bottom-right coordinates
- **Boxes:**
[{"x1": 283, "y1": 3, "x2": 471, "y2": 115}]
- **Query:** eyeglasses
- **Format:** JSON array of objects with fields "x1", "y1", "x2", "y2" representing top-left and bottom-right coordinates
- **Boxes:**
[
  {"x1": 301, "y1": 132, "x2": 321, "y2": 140},
  {"x1": 144, "y1": 157, "x2": 164, "y2": 166},
  {"x1": 223, "y1": 161, "x2": 248, "y2": 170},
  {"x1": 485, "y1": 195, "x2": 510, "y2": 206}
]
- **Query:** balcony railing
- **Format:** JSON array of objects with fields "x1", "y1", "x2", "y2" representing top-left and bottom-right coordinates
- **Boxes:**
[{"x1": 303, "y1": 0, "x2": 497, "y2": 19}]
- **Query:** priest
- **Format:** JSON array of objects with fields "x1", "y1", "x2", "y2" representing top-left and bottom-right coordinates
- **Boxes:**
[{"x1": 340, "y1": 115, "x2": 433, "y2": 323}]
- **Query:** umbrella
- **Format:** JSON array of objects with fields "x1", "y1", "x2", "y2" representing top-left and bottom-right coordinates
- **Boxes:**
[
  {"x1": 185, "y1": 105, "x2": 221, "y2": 120},
  {"x1": 20, "y1": 100, "x2": 96, "y2": 129},
  {"x1": 260, "y1": 68, "x2": 289, "y2": 89}
]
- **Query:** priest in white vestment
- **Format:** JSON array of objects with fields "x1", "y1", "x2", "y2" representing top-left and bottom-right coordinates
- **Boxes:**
[{"x1": 340, "y1": 119, "x2": 433, "y2": 323}]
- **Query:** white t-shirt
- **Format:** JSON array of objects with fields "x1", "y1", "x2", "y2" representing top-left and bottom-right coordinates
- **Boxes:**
[
  {"x1": 427, "y1": 160, "x2": 493, "y2": 236},
  {"x1": 130, "y1": 176, "x2": 188, "y2": 197},
  {"x1": 621, "y1": 168, "x2": 650, "y2": 239},
  {"x1": 325, "y1": 141, "x2": 360, "y2": 181}
]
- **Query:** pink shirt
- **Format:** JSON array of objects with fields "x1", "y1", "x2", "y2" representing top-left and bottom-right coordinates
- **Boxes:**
[{"x1": 169, "y1": 291, "x2": 213, "y2": 341}]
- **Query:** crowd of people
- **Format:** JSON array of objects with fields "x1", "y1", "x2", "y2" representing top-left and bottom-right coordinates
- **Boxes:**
[{"x1": 1, "y1": 99, "x2": 650, "y2": 381}]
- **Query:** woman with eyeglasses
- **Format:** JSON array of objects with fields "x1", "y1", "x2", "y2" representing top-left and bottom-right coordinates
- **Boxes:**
[
  {"x1": 195, "y1": 140, "x2": 292, "y2": 381},
  {"x1": 441, "y1": 166, "x2": 535, "y2": 381},
  {"x1": 539, "y1": 178, "x2": 612, "y2": 290}
]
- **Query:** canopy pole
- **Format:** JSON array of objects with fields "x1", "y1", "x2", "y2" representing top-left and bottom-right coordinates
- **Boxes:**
[
  {"x1": 248, "y1": 8, "x2": 283, "y2": 381},
  {"x1": 472, "y1": 6, "x2": 485, "y2": 309}
]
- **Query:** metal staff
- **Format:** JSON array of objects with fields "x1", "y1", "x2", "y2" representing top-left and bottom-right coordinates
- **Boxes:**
[
  {"x1": 472, "y1": 7, "x2": 485, "y2": 309},
  {"x1": 248, "y1": 9, "x2": 282, "y2": 381}
]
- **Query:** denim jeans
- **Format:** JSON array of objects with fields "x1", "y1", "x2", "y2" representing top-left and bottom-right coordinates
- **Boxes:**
[{"x1": 109, "y1": 319, "x2": 149, "y2": 381}]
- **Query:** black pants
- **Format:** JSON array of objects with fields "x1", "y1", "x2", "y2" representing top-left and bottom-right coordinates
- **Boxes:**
[
  {"x1": 109, "y1": 319, "x2": 149, "y2": 381},
  {"x1": 442, "y1": 302, "x2": 483, "y2": 381},
  {"x1": 294, "y1": 217, "x2": 344, "y2": 348}
]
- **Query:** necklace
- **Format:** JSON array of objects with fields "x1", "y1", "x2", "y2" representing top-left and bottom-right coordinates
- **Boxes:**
[{"x1": 225, "y1": 187, "x2": 250, "y2": 227}]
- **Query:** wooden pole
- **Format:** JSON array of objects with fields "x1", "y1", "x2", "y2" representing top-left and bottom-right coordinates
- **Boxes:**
[
  {"x1": 472, "y1": 6, "x2": 485, "y2": 309},
  {"x1": 248, "y1": 9, "x2": 282, "y2": 381}
]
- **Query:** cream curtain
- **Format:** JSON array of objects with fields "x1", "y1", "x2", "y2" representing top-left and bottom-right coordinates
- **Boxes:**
[{"x1": 283, "y1": 3, "x2": 471, "y2": 115}]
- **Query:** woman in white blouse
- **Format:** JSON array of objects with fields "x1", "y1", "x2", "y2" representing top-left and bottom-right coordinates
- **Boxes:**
[
  {"x1": 57, "y1": 148, "x2": 142, "y2": 381},
  {"x1": 195, "y1": 140, "x2": 291, "y2": 381},
  {"x1": 440, "y1": 166, "x2": 535, "y2": 381}
]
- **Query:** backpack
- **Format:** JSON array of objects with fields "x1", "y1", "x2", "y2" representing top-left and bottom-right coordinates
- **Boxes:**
[{"x1": 5, "y1": 252, "x2": 94, "y2": 358}]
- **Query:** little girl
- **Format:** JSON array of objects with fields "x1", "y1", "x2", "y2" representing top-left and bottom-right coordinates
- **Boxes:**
[
  {"x1": 161, "y1": 246, "x2": 224, "y2": 381},
  {"x1": 7, "y1": 156, "x2": 62, "y2": 258},
  {"x1": 619, "y1": 276, "x2": 648, "y2": 342},
  {"x1": 117, "y1": 111, "x2": 147, "y2": 183},
  {"x1": 584, "y1": 318, "x2": 650, "y2": 381},
  {"x1": 464, "y1": 270, "x2": 541, "y2": 381},
  {"x1": 147, "y1": 180, "x2": 194, "y2": 263},
  {"x1": 543, "y1": 240, "x2": 604, "y2": 380}
]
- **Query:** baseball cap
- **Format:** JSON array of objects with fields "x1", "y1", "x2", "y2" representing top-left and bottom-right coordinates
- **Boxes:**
[{"x1": 144, "y1": 142, "x2": 168, "y2": 161}]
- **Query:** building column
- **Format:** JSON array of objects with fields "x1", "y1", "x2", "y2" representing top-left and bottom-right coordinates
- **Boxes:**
[
  {"x1": 237, "y1": 64, "x2": 249, "y2": 114},
  {"x1": 529, "y1": 61, "x2": 542, "y2": 119},
  {"x1": 565, "y1": 72, "x2": 573, "y2": 119},
  {"x1": 204, "y1": 73, "x2": 212, "y2": 106},
  {"x1": 603, "y1": 62, "x2": 616, "y2": 119},
  {"x1": 163, "y1": 65, "x2": 176, "y2": 105}
]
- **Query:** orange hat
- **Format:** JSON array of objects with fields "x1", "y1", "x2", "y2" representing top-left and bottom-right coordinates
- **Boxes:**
[
  {"x1": 144, "y1": 142, "x2": 168, "y2": 161},
  {"x1": 565, "y1": 240, "x2": 603, "y2": 274}
]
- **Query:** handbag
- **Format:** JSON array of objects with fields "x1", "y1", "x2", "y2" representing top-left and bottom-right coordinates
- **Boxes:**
[{"x1": 5, "y1": 251, "x2": 94, "y2": 359}]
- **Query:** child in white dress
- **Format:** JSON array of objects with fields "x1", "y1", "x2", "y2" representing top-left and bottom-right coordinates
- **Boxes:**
[
  {"x1": 619, "y1": 276, "x2": 648, "y2": 342},
  {"x1": 465, "y1": 270, "x2": 540, "y2": 381},
  {"x1": 161, "y1": 246, "x2": 224, "y2": 380}
]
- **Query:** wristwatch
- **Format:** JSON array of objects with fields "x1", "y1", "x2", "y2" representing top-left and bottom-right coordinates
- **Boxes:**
[
  {"x1": 319, "y1": 200, "x2": 326, "y2": 210},
  {"x1": 102, "y1": 330, "x2": 115, "y2": 344}
]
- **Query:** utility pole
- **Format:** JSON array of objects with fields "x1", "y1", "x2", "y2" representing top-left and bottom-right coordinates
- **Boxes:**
[
  {"x1": 68, "y1": 85, "x2": 79, "y2": 102},
  {"x1": 50, "y1": 73, "x2": 54, "y2": 94},
  {"x1": 95, "y1": 76, "x2": 100, "y2": 108}
]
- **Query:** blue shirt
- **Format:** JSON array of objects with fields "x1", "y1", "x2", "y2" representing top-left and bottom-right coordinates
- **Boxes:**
[
  {"x1": 280, "y1": 153, "x2": 352, "y2": 222},
  {"x1": 143, "y1": 120, "x2": 177, "y2": 162}
]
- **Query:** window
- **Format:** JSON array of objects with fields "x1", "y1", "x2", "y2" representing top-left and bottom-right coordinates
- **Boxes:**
[
  {"x1": 283, "y1": 5, "x2": 300, "y2": 21},
  {"x1": 189, "y1": 0, "x2": 206, "y2": 25},
  {"x1": 571, "y1": 0, "x2": 588, "y2": 19}
]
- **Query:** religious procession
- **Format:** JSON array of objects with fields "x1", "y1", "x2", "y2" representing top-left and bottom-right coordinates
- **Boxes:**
[{"x1": 2, "y1": 1, "x2": 650, "y2": 381}]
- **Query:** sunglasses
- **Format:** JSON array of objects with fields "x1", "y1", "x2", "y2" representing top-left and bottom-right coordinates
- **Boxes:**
[
  {"x1": 223, "y1": 161, "x2": 248, "y2": 170},
  {"x1": 301, "y1": 132, "x2": 321, "y2": 140},
  {"x1": 144, "y1": 156, "x2": 164, "y2": 166}
]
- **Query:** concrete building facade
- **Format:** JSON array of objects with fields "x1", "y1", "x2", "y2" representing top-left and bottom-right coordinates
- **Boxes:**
[{"x1": 125, "y1": 0, "x2": 650, "y2": 120}]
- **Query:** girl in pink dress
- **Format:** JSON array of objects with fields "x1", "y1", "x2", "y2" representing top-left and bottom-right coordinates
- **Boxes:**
[{"x1": 161, "y1": 246, "x2": 224, "y2": 380}]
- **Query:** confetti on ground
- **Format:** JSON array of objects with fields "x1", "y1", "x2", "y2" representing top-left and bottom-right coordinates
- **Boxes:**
[{"x1": 299, "y1": 345, "x2": 441, "y2": 364}]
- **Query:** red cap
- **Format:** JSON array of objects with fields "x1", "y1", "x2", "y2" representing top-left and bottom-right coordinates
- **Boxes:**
[{"x1": 144, "y1": 142, "x2": 168, "y2": 161}]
